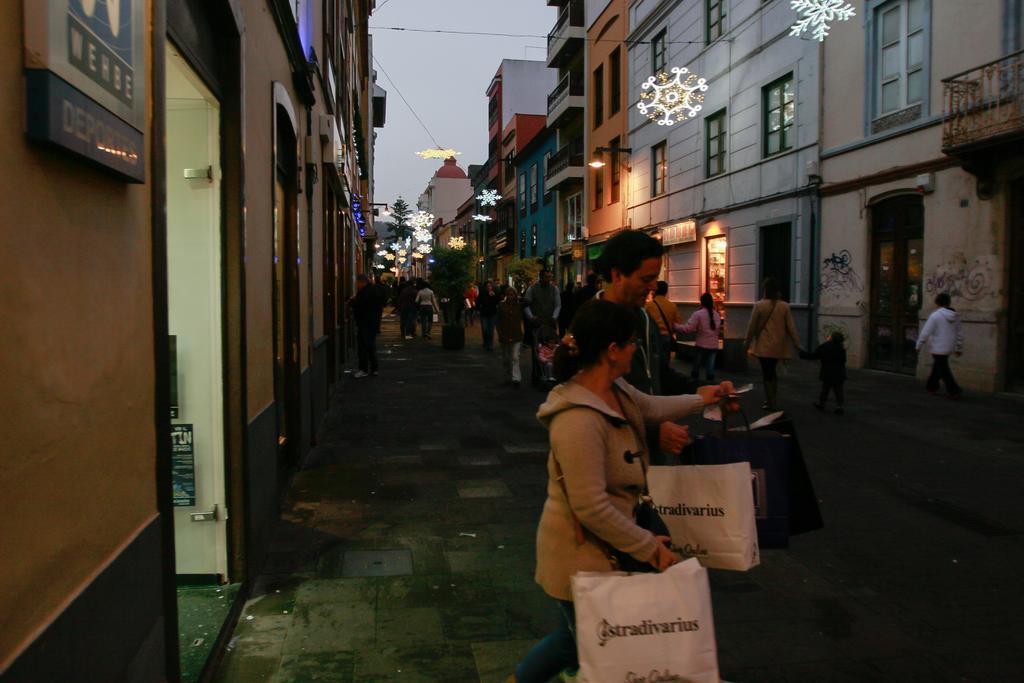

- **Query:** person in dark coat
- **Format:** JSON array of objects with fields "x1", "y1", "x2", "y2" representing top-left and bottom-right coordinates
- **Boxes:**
[
  {"x1": 557, "y1": 281, "x2": 576, "y2": 337},
  {"x1": 476, "y1": 280, "x2": 501, "y2": 350},
  {"x1": 350, "y1": 274, "x2": 381, "y2": 377},
  {"x1": 573, "y1": 272, "x2": 599, "y2": 310},
  {"x1": 799, "y1": 331, "x2": 848, "y2": 414}
]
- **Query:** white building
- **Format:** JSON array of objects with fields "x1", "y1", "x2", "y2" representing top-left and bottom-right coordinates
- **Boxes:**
[
  {"x1": 626, "y1": 0, "x2": 822, "y2": 354},
  {"x1": 819, "y1": 0, "x2": 1024, "y2": 392},
  {"x1": 418, "y1": 157, "x2": 472, "y2": 226}
]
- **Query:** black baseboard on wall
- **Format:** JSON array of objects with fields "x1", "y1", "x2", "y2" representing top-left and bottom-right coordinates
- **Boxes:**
[{"x1": 2, "y1": 518, "x2": 166, "y2": 682}]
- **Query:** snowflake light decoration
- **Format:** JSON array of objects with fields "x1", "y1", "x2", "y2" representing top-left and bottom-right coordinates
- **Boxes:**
[
  {"x1": 410, "y1": 211, "x2": 435, "y2": 230},
  {"x1": 384, "y1": 253, "x2": 395, "y2": 261},
  {"x1": 398, "y1": 249, "x2": 408, "y2": 257},
  {"x1": 449, "y1": 236, "x2": 467, "y2": 249},
  {"x1": 412, "y1": 252, "x2": 424, "y2": 259},
  {"x1": 416, "y1": 148, "x2": 461, "y2": 160},
  {"x1": 390, "y1": 242, "x2": 403, "y2": 252},
  {"x1": 473, "y1": 214, "x2": 493, "y2": 222},
  {"x1": 476, "y1": 190, "x2": 501, "y2": 206},
  {"x1": 789, "y1": 0, "x2": 855, "y2": 41},
  {"x1": 638, "y1": 67, "x2": 708, "y2": 126},
  {"x1": 413, "y1": 228, "x2": 432, "y2": 244},
  {"x1": 416, "y1": 243, "x2": 432, "y2": 254}
]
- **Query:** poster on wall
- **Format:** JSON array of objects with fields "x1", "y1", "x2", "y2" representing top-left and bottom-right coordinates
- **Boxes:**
[
  {"x1": 171, "y1": 424, "x2": 196, "y2": 507},
  {"x1": 23, "y1": 0, "x2": 146, "y2": 181}
]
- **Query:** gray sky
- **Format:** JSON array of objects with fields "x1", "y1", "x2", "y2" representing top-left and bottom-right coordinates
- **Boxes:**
[{"x1": 370, "y1": 0, "x2": 557, "y2": 210}]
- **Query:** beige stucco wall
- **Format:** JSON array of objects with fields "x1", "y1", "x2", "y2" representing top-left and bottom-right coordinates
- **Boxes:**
[
  {"x1": 0, "y1": 0, "x2": 156, "y2": 667},
  {"x1": 819, "y1": 0, "x2": 1009, "y2": 391}
]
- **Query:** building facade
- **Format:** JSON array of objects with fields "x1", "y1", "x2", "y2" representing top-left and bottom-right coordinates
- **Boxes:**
[
  {"x1": 819, "y1": 0, "x2": 1023, "y2": 392},
  {"x1": 2, "y1": 0, "x2": 382, "y2": 679},
  {"x1": 546, "y1": 0, "x2": 588, "y2": 285},
  {"x1": 514, "y1": 124, "x2": 560, "y2": 264},
  {"x1": 627, "y1": 0, "x2": 821, "y2": 353},
  {"x1": 585, "y1": 0, "x2": 631, "y2": 268}
]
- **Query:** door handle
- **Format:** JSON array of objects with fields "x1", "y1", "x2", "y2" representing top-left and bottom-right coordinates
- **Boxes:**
[{"x1": 190, "y1": 504, "x2": 227, "y2": 522}]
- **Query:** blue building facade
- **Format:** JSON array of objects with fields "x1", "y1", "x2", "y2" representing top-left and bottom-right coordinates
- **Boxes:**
[{"x1": 512, "y1": 126, "x2": 557, "y2": 266}]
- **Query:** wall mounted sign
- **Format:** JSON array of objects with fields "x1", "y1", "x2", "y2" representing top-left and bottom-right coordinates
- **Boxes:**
[
  {"x1": 171, "y1": 424, "x2": 196, "y2": 507},
  {"x1": 661, "y1": 220, "x2": 697, "y2": 246},
  {"x1": 23, "y1": 0, "x2": 146, "y2": 181}
]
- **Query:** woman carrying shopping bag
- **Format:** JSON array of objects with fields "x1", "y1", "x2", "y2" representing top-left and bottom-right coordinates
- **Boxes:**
[
  {"x1": 509, "y1": 299, "x2": 734, "y2": 683},
  {"x1": 745, "y1": 276, "x2": 802, "y2": 411}
]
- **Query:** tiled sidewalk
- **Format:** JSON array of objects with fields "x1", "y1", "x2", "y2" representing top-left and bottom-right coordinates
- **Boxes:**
[{"x1": 215, "y1": 317, "x2": 1024, "y2": 682}]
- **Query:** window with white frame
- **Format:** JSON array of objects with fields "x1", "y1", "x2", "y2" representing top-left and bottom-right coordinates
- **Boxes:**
[
  {"x1": 652, "y1": 29, "x2": 667, "y2": 75},
  {"x1": 530, "y1": 164, "x2": 538, "y2": 209},
  {"x1": 875, "y1": 0, "x2": 928, "y2": 118},
  {"x1": 651, "y1": 141, "x2": 667, "y2": 197},
  {"x1": 519, "y1": 172, "x2": 527, "y2": 216},
  {"x1": 543, "y1": 151, "x2": 552, "y2": 203},
  {"x1": 565, "y1": 192, "x2": 583, "y2": 241}
]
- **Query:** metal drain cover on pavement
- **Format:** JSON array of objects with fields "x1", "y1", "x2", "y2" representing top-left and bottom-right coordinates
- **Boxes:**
[{"x1": 341, "y1": 550, "x2": 413, "y2": 577}]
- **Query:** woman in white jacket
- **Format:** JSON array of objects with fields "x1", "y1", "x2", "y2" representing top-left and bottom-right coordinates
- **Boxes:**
[{"x1": 915, "y1": 292, "x2": 964, "y2": 397}]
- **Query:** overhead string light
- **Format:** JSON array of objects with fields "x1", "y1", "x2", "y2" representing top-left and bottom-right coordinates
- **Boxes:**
[
  {"x1": 369, "y1": 25, "x2": 719, "y2": 46},
  {"x1": 372, "y1": 55, "x2": 460, "y2": 161}
]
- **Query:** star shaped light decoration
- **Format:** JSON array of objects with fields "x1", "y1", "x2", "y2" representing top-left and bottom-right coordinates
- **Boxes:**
[
  {"x1": 789, "y1": 0, "x2": 856, "y2": 41},
  {"x1": 384, "y1": 253, "x2": 396, "y2": 261},
  {"x1": 473, "y1": 214, "x2": 493, "y2": 222},
  {"x1": 416, "y1": 148, "x2": 461, "y2": 160},
  {"x1": 476, "y1": 189, "x2": 501, "y2": 206},
  {"x1": 637, "y1": 67, "x2": 709, "y2": 126},
  {"x1": 410, "y1": 211, "x2": 436, "y2": 231},
  {"x1": 449, "y1": 236, "x2": 467, "y2": 249}
]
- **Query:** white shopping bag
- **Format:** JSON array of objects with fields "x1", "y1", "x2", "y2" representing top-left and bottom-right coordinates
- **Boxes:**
[
  {"x1": 648, "y1": 463, "x2": 759, "y2": 571},
  {"x1": 572, "y1": 559, "x2": 719, "y2": 683}
]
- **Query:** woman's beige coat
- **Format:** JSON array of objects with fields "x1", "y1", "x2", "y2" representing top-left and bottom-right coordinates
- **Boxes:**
[
  {"x1": 533, "y1": 379, "x2": 704, "y2": 601},
  {"x1": 744, "y1": 298, "x2": 801, "y2": 360}
]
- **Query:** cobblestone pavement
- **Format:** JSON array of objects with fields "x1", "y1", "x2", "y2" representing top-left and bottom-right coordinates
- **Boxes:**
[{"x1": 215, "y1": 316, "x2": 1024, "y2": 682}]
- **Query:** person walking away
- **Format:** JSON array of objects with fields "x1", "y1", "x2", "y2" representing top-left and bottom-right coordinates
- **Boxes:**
[
  {"x1": 676, "y1": 292, "x2": 722, "y2": 382},
  {"x1": 745, "y1": 277, "x2": 802, "y2": 411},
  {"x1": 465, "y1": 283, "x2": 479, "y2": 326},
  {"x1": 415, "y1": 279, "x2": 439, "y2": 339},
  {"x1": 397, "y1": 279, "x2": 419, "y2": 340},
  {"x1": 557, "y1": 281, "x2": 576, "y2": 336},
  {"x1": 524, "y1": 268, "x2": 561, "y2": 338},
  {"x1": 507, "y1": 299, "x2": 735, "y2": 683},
  {"x1": 497, "y1": 286, "x2": 525, "y2": 387},
  {"x1": 373, "y1": 275, "x2": 390, "y2": 332},
  {"x1": 350, "y1": 274, "x2": 380, "y2": 378},
  {"x1": 645, "y1": 280, "x2": 680, "y2": 359},
  {"x1": 573, "y1": 272, "x2": 600, "y2": 311},
  {"x1": 799, "y1": 331, "x2": 848, "y2": 414},
  {"x1": 916, "y1": 292, "x2": 964, "y2": 397},
  {"x1": 595, "y1": 230, "x2": 690, "y2": 465},
  {"x1": 477, "y1": 280, "x2": 500, "y2": 350}
]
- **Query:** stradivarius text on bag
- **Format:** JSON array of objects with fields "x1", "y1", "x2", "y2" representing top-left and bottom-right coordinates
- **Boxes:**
[{"x1": 597, "y1": 617, "x2": 701, "y2": 647}]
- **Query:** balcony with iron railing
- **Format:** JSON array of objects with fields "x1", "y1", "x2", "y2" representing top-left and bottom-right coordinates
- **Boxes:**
[
  {"x1": 545, "y1": 137, "x2": 585, "y2": 190},
  {"x1": 547, "y1": 0, "x2": 584, "y2": 69},
  {"x1": 547, "y1": 71, "x2": 585, "y2": 126},
  {"x1": 942, "y1": 49, "x2": 1024, "y2": 154}
]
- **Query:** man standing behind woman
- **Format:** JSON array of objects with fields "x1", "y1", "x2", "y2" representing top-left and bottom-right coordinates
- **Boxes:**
[
  {"x1": 497, "y1": 286, "x2": 525, "y2": 387},
  {"x1": 745, "y1": 277, "x2": 802, "y2": 411}
]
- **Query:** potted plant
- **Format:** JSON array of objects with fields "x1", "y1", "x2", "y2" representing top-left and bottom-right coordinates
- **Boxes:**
[{"x1": 429, "y1": 242, "x2": 477, "y2": 350}]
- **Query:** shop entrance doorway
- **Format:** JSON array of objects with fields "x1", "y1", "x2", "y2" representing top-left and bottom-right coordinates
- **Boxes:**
[
  {"x1": 869, "y1": 195, "x2": 924, "y2": 374},
  {"x1": 166, "y1": 45, "x2": 228, "y2": 580}
]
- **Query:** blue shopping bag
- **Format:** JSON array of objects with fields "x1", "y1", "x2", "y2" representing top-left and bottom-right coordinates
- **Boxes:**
[{"x1": 689, "y1": 411, "x2": 793, "y2": 549}]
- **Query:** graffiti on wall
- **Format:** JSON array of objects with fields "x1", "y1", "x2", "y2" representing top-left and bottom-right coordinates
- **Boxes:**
[
  {"x1": 820, "y1": 250, "x2": 864, "y2": 292},
  {"x1": 924, "y1": 254, "x2": 995, "y2": 302}
]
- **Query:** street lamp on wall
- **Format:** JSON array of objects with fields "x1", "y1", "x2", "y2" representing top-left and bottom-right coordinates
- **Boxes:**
[
  {"x1": 589, "y1": 146, "x2": 633, "y2": 169},
  {"x1": 370, "y1": 202, "x2": 391, "y2": 217}
]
